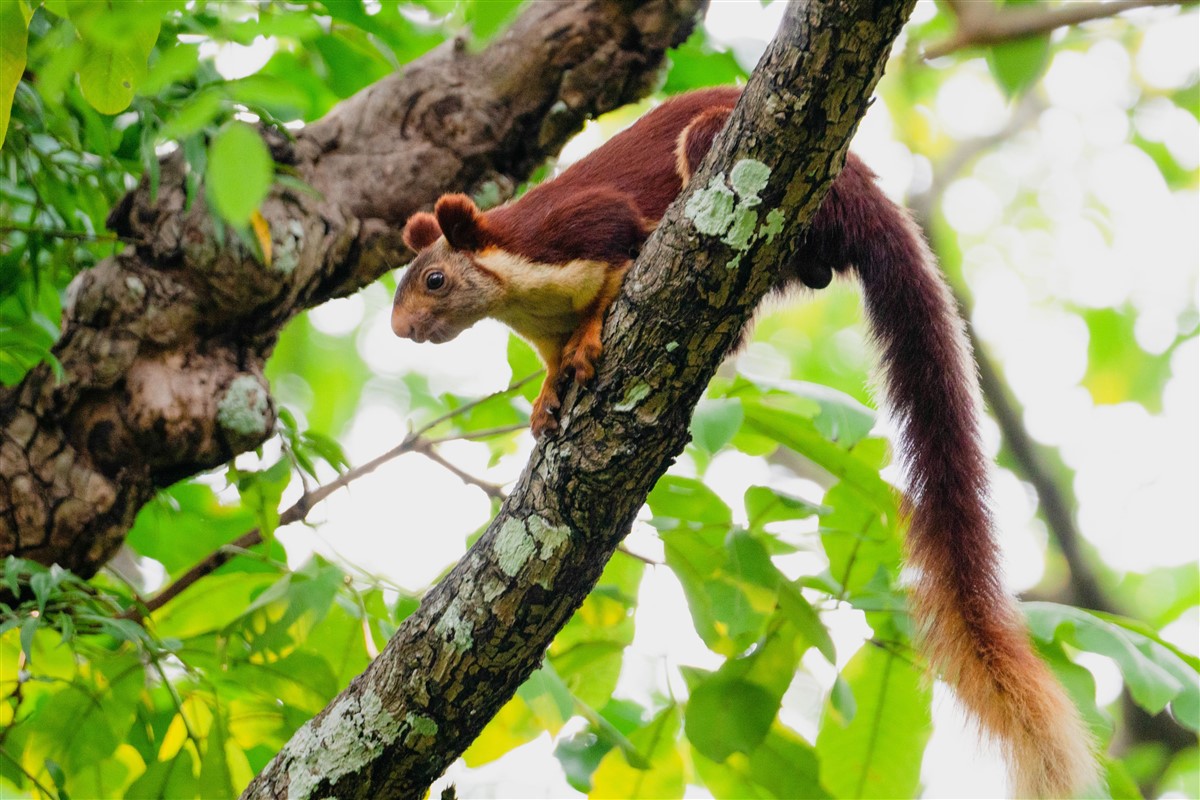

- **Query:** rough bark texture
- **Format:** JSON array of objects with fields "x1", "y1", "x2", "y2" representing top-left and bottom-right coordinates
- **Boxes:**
[
  {"x1": 0, "y1": 0, "x2": 703, "y2": 575},
  {"x1": 241, "y1": 1, "x2": 915, "y2": 797}
]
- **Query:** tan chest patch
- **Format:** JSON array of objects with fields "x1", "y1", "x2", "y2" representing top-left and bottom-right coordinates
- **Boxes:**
[{"x1": 476, "y1": 249, "x2": 609, "y2": 340}]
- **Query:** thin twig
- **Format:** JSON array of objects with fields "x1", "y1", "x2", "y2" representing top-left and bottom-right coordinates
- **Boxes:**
[
  {"x1": 425, "y1": 423, "x2": 528, "y2": 445},
  {"x1": 413, "y1": 371, "x2": 541, "y2": 436},
  {"x1": 0, "y1": 746, "x2": 57, "y2": 800},
  {"x1": 413, "y1": 442, "x2": 508, "y2": 500},
  {"x1": 0, "y1": 222, "x2": 142, "y2": 246},
  {"x1": 129, "y1": 379, "x2": 535, "y2": 619},
  {"x1": 925, "y1": 0, "x2": 1187, "y2": 59},
  {"x1": 616, "y1": 546, "x2": 661, "y2": 566}
]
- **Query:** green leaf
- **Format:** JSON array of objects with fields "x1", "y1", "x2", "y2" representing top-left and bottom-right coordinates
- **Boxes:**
[
  {"x1": 551, "y1": 554, "x2": 642, "y2": 708},
  {"x1": 226, "y1": 74, "x2": 312, "y2": 121},
  {"x1": 142, "y1": 42, "x2": 201, "y2": 96},
  {"x1": 556, "y1": 728, "x2": 612, "y2": 793},
  {"x1": 683, "y1": 623, "x2": 801, "y2": 762},
  {"x1": 206, "y1": 121, "x2": 274, "y2": 226},
  {"x1": 464, "y1": 694, "x2": 543, "y2": 767},
  {"x1": 0, "y1": 0, "x2": 29, "y2": 149},
  {"x1": 45, "y1": 759, "x2": 70, "y2": 800},
  {"x1": 312, "y1": 32, "x2": 391, "y2": 98},
  {"x1": 816, "y1": 643, "x2": 932, "y2": 799},
  {"x1": 159, "y1": 90, "x2": 223, "y2": 141},
  {"x1": 692, "y1": 724, "x2": 830, "y2": 800},
  {"x1": 691, "y1": 398, "x2": 744, "y2": 454},
  {"x1": 233, "y1": 559, "x2": 343, "y2": 660},
  {"x1": 152, "y1": 572, "x2": 278, "y2": 639},
  {"x1": 819, "y1": 477, "x2": 903, "y2": 604},
  {"x1": 19, "y1": 615, "x2": 38, "y2": 662},
  {"x1": 466, "y1": 0, "x2": 523, "y2": 42},
  {"x1": 590, "y1": 706, "x2": 684, "y2": 799},
  {"x1": 663, "y1": 528, "x2": 778, "y2": 656},
  {"x1": 830, "y1": 674, "x2": 856, "y2": 724},
  {"x1": 126, "y1": 481, "x2": 258, "y2": 576},
  {"x1": 507, "y1": 334, "x2": 543, "y2": 402},
  {"x1": 744, "y1": 485, "x2": 821, "y2": 528},
  {"x1": 1081, "y1": 307, "x2": 1173, "y2": 413},
  {"x1": 1025, "y1": 603, "x2": 1200, "y2": 730},
  {"x1": 686, "y1": 676, "x2": 778, "y2": 762},
  {"x1": 742, "y1": 400, "x2": 894, "y2": 512},
  {"x1": 663, "y1": 28, "x2": 748, "y2": 95},
  {"x1": 647, "y1": 475, "x2": 732, "y2": 530},
  {"x1": 517, "y1": 664, "x2": 576, "y2": 735},
  {"x1": 984, "y1": 0, "x2": 1050, "y2": 97},
  {"x1": 198, "y1": 708, "x2": 236, "y2": 799},
  {"x1": 128, "y1": 746, "x2": 198, "y2": 798},
  {"x1": 235, "y1": 458, "x2": 292, "y2": 542},
  {"x1": 778, "y1": 581, "x2": 836, "y2": 663},
  {"x1": 73, "y1": 2, "x2": 161, "y2": 114},
  {"x1": 554, "y1": 633, "x2": 628, "y2": 711},
  {"x1": 1037, "y1": 643, "x2": 1108, "y2": 738}
]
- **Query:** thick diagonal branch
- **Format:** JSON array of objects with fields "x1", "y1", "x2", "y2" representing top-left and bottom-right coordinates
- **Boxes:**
[{"x1": 0, "y1": 0, "x2": 703, "y2": 576}]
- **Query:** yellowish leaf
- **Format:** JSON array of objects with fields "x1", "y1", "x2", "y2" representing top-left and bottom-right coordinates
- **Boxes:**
[{"x1": 250, "y1": 210, "x2": 273, "y2": 266}]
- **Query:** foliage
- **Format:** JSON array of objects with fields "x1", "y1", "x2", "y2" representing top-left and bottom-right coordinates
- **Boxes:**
[{"x1": 2, "y1": 1, "x2": 1198, "y2": 799}]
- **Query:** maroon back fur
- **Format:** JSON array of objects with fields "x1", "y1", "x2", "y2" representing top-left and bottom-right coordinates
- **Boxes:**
[
  {"x1": 480, "y1": 87, "x2": 742, "y2": 266},
  {"x1": 487, "y1": 188, "x2": 647, "y2": 265}
]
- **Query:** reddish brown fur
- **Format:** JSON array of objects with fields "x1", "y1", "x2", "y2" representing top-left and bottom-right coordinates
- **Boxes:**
[
  {"x1": 435, "y1": 194, "x2": 490, "y2": 251},
  {"x1": 678, "y1": 105, "x2": 736, "y2": 183},
  {"x1": 798, "y1": 155, "x2": 1096, "y2": 797},
  {"x1": 489, "y1": 189, "x2": 647, "y2": 266},
  {"x1": 393, "y1": 90, "x2": 1102, "y2": 796},
  {"x1": 403, "y1": 212, "x2": 442, "y2": 252}
]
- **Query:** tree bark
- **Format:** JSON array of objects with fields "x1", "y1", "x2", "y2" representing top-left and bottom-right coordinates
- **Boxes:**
[
  {"x1": 241, "y1": 1, "x2": 915, "y2": 797},
  {"x1": 0, "y1": 0, "x2": 704, "y2": 575}
]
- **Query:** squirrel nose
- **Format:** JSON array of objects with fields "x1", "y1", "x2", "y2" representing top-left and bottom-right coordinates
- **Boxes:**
[{"x1": 391, "y1": 308, "x2": 414, "y2": 339}]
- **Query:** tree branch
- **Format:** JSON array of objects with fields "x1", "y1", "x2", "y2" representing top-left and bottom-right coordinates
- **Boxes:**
[
  {"x1": 925, "y1": 0, "x2": 1187, "y2": 59},
  {"x1": 241, "y1": 0, "x2": 916, "y2": 796},
  {"x1": 0, "y1": 0, "x2": 704, "y2": 577},
  {"x1": 127, "y1": 377, "x2": 533, "y2": 618}
]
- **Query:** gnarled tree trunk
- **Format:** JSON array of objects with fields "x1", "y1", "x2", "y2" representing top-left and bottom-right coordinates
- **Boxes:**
[{"x1": 0, "y1": 0, "x2": 704, "y2": 574}]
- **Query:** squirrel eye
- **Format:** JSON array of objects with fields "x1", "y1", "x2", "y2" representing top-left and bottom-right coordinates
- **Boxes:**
[{"x1": 425, "y1": 271, "x2": 446, "y2": 291}]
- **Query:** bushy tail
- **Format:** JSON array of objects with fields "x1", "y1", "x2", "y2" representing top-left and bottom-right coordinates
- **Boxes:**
[{"x1": 795, "y1": 155, "x2": 1097, "y2": 797}]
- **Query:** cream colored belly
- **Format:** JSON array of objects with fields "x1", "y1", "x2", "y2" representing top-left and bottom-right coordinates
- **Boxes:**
[{"x1": 477, "y1": 250, "x2": 608, "y2": 341}]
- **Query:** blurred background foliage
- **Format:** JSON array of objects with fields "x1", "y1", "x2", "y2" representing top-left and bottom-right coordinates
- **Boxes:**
[{"x1": 1, "y1": 0, "x2": 1197, "y2": 798}]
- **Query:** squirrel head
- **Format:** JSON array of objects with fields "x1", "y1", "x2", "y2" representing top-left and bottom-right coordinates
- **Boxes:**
[{"x1": 392, "y1": 195, "x2": 504, "y2": 344}]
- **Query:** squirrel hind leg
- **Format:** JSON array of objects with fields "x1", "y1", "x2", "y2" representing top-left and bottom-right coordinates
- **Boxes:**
[{"x1": 676, "y1": 106, "x2": 735, "y2": 185}]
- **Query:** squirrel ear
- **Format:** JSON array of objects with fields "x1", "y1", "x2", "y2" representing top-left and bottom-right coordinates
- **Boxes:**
[
  {"x1": 402, "y1": 212, "x2": 442, "y2": 251},
  {"x1": 435, "y1": 194, "x2": 487, "y2": 251}
]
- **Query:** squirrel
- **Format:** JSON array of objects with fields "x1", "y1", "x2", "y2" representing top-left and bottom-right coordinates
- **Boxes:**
[{"x1": 391, "y1": 86, "x2": 1097, "y2": 797}]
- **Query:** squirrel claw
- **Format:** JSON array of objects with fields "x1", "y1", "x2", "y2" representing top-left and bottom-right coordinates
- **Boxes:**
[{"x1": 530, "y1": 391, "x2": 561, "y2": 438}]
